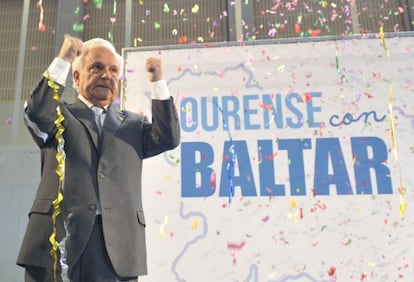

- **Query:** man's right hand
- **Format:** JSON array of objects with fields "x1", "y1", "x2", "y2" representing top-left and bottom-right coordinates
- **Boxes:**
[{"x1": 58, "y1": 34, "x2": 84, "y2": 63}]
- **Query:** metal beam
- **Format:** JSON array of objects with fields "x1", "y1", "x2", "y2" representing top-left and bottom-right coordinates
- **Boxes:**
[
  {"x1": 125, "y1": 0, "x2": 132, "y2": 47},
  {"x1": 11, "y1": 0, "x2": 30, "y2": 145}
]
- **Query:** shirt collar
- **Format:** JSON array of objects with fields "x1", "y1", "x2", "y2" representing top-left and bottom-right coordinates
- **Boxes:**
[{"x1": 78, "y1": 94, "x2": 109, "y2": 110}]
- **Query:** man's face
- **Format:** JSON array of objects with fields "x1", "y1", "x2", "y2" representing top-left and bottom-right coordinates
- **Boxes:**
[{"x1": 74, "y1": 47, "x2": 120, "y2": 107}]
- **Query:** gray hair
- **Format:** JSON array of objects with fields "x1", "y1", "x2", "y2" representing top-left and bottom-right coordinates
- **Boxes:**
[{"x1": 72, "y1": 38, "x2": 122, "y2": 92}]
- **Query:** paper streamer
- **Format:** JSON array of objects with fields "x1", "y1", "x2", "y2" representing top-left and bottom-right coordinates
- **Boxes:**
[
  {"x1": 334, "y1": 40, "x2": 348, "y2": 83},
  {"x1": 44, "y1": 76, "x2": 66, "y2": 281},
  {"x1": 214, "y1": 100, "x2": 236, "y2": 204},
  {"x1": 108, "y1": 0, "x2": 117, "y2": 43},
  {"x1": 36, "y1": 0, "x2": 45, "y2": 32},
  {"x1": 379, "y1": 26, "x2": 405, "y2": 218}
]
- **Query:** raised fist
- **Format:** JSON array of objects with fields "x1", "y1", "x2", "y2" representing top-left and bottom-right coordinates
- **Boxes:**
[
  {"x1": 58, "y1": 34, "x2": 84, "y2": 63},
  {"x1": 146, "y1": 57, "x2": 163, "y2": 82}
]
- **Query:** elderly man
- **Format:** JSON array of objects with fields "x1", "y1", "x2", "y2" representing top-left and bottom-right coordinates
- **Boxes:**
[{"x1": 17, "y1": 34, "x2": 180, "y2": 282}]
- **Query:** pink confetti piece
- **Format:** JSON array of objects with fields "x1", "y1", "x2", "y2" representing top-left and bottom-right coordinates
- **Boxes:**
[
  {"x1": 328, "y1": 266, "x2": 336, "y2": 276},
  {"x1": 210, "y1": 171, "x2": 216, "y2": 189},
  {"x1": 261, "y1": 215, "x2": 270, "y2": 222},
  {"x1": 227, "y1": 240, "x2": 246, "y2": 251}
]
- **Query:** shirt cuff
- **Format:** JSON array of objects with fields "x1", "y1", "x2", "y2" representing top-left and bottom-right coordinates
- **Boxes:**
[
  {"x1": 150, "y1": 80, "x2": 170, "y2": 100},
  {"x1": 43, "y1": 57, "x2": 71, "y2": 86}
]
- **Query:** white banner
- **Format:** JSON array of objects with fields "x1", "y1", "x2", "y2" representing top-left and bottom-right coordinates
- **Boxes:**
[{"x1": 122, "y1": 35, "x2": 414, "y2": 282}]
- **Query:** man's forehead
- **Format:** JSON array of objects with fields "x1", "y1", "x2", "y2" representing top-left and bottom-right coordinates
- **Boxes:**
[{"x1": 86, "y1": 47, "x2": 118, "y2": 63}]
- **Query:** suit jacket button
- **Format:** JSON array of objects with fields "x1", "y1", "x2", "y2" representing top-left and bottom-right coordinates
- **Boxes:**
[{"x1": 89, "y1": 204, "x2": 97, "y2": 210}]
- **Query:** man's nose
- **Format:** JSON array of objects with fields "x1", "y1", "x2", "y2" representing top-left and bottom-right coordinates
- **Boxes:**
[{"x1": 101, "y1": 68, "x2": 112, "y2": 79}]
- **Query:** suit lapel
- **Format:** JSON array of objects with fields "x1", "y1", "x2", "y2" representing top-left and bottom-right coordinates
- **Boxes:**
[
  {"x1": 100, "y1": 103, "x2": 125, "y2": 150},
  {"x1": 68, "y1": 100, "x2": 100, "y2": 151}
]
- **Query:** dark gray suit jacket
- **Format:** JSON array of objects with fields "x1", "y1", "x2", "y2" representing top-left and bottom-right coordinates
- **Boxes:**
[{"x1": 17, "y1": 77, "x2": 180, "y2": 278}]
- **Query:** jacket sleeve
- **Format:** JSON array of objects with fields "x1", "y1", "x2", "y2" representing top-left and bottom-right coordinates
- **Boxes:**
[
  {"x1": 23, "y1": 77, "x2": 66, "y2": 148},
  {"x1": 142, "y1": 97, "x2": 181, "y2": 158}
]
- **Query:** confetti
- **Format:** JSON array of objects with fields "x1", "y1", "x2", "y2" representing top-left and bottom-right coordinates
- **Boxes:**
[
  {"x1": 261, "y1": 215, "x2": 270, "y2": 222},
  {"x1": 191, "y1": 217, "x2": 199, "y2": 229},
  {"x1": 227, "y1": 240, "x2": 246, "y2": 251},
  {"x1": 191, "y1": 4, "x2": 200, "y2": 14},
  {"x1": 36, "y1": 0, "x2": 45, "y2": 32},
  {"x1": 93, "y1": 0, "x2": 103, "y2": 9},
  {"x1": 159, "y1": 215, "x2": 168, "y2": 238},
  {"x1": 163, "y1": 3, "x2": 170, "y2": 13},
  {"x1": 302, "y1": 92, "x2": 311, "y2": 102},
  {"x1": 210, "y1": 171, "x2": 216, "y2": 189},
  {"x1": 178, "y1": 35, "x2": 187, "y2": 44},
  {"x1": 73, "y1": 23, "x2": 84, "y2": 32},
  {"x1": 327, "y1": 266, "x2": 336, "y2": 276}
]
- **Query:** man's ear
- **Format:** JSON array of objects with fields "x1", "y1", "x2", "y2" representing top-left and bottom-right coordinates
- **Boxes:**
[{"x1": 73, "y1": 71, "x2": 80, "y2": 84}]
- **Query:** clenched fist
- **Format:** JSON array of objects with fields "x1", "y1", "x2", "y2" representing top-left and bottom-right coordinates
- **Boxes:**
[
  {"x1": 146, "y1": 57, "x2": 163, "y2": 82},
  {"x1": 58, "y1": 34, "x2": 83, "y2": 63}
]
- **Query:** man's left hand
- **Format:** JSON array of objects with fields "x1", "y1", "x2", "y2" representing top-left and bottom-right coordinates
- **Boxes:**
[{"x1": 146, "y1": 57, "x2": 163, "y2": 82}]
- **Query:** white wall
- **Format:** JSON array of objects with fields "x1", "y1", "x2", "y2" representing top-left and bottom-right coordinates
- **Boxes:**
[{"x1": 0, "y1": 146, "x2": 39, "y2": 281}]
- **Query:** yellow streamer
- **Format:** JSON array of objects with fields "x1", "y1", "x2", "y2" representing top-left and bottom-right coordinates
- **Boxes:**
[
  {"x1": 46, "y1": 77, "x2": 66, "y2": 281},
  {"x1": 379, "y1": 26, "x2": 405, "y2": 219},
  {"x1": 379, "y1": 26, "x2": 390, "y2": 58}
]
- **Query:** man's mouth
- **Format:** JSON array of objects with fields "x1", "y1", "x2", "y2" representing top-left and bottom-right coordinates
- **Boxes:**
[{"x1": 95, "y1": 85, "x2": 112, "y2": 90}]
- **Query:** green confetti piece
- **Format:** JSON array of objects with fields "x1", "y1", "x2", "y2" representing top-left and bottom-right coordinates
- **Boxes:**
[
  {"x1": 163, "y1": 3, "x2": 170, "y2": 13},
  {"x1": 72, "y1": 23, "x2": 84, "y2": 32},
  {"x1": 93, "y1": 0, "x2": 103, "y2": 9}
]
